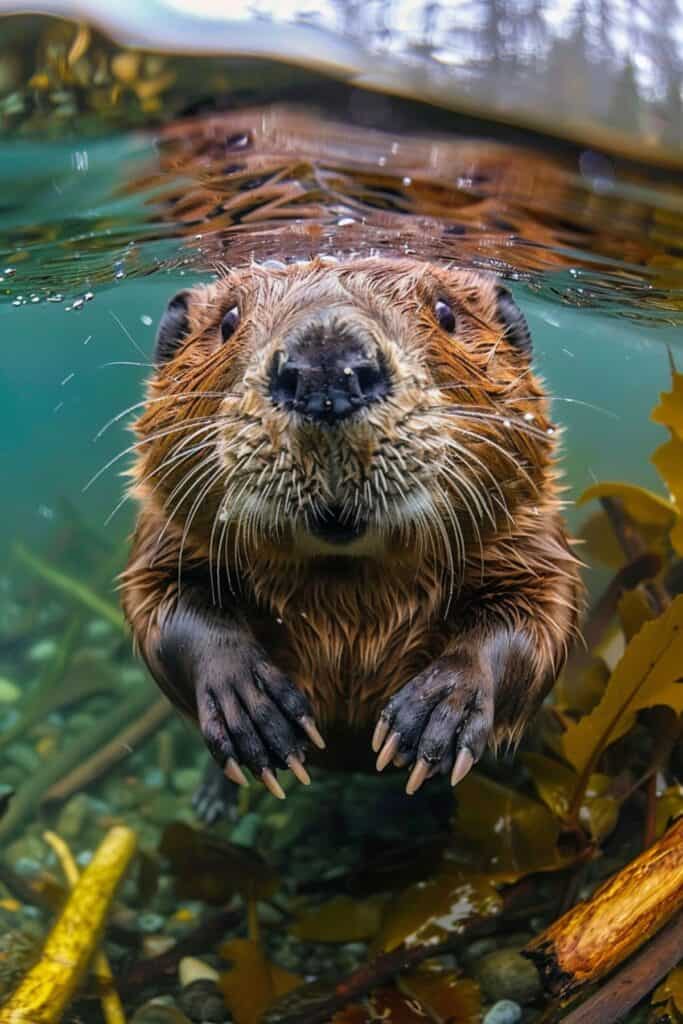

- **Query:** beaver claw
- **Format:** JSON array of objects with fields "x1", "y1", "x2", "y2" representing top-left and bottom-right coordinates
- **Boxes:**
[
  {"x1": 196, "y1": 649, "x2": 324, "y2": 797},
  {"x1": 372, "y1": 653, "x2": 494, "y2": 794}
]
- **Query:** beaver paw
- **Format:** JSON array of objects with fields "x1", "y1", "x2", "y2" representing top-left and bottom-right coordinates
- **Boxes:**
[
  {"x1": 196, "y1": 651, "x2": 325, "y2": 799},
  {"x1": 371, "y1": 654, "x2": 494, "y2": 795}
]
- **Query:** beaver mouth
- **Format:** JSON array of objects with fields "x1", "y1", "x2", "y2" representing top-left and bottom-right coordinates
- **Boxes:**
[{"x1": 308, "y1": 506, "x2": 366, "y2": 545}]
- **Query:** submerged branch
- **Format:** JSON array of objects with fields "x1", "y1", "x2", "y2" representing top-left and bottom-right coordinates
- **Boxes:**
[
  {"x1": 13, "y1": 541, "x2": 126, "y2": 631},
  {"x1": 0, "y1": 687, "x2": 157, "y2": 843},
  {"x1": 44, "y1": 696, "x2": 173, "y2": 803},
  {"x1": 43, "y1": 830, "x2": 126, "y2": 1024},
  {"x1": 523, "y1": 817, "x2": 683, "y2": 998},
  {"x1": 557, "y1": 907, "x2": 683, "y2": 1024},
  {"x1": 0, "y1": 825, "x2": 136, "y2": 1024}
]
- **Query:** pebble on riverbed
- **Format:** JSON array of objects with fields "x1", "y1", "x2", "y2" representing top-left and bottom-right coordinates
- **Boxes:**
[{"x1": 483, "y1": 1000, "x2": 523, "y2": 1024}]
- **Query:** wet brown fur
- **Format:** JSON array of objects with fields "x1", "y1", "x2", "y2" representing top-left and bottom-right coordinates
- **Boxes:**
[{"x1": 121, "y1": 257, "x2": 582, "y2": 769}]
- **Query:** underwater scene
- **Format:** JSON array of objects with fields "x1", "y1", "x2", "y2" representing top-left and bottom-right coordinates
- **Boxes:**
[{"x1": 0, "y1": 5, "x2": 682, "y2": 1024}]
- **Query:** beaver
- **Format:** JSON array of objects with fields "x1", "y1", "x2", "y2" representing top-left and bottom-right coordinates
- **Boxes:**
[{"x1": 121, "y1": 256, "x2": 582, "y2": 801}]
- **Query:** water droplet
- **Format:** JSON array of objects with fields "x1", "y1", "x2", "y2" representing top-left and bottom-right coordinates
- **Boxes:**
[
  {"x1": 546, "y1": 427, "x2": 556, "y2": 436},
  {"x1": 503, "y1": 418, "x2": 511, "y2": 428},
  {"x1": 378, "y1": 156, "x2": 387, "y2": 167},
  {"x1": 141, "y1": 314, "x2": 153, "y2": 327},
  {"x1": 60, "y1": 372, "x2": 74, "y2": 386},
  {"x1": 71, "y1": 297, "x2": 85, "y2": 310},
  {"x1": 402, "y1": 176, "x2": 412, "y2": 186},
  {"x1": 337, "y1": 217, "x2": 355, "y2": 227},
  {"x1": 84, "y1": 291, "x2": 94, "y2": 302},
  {"x1": 114, "y1": 270, "x2": 125, "y2": 280},
  {"x1": 4, "y1": 267, "x2": 16, "y2": 276},
  {"x1": 523, "y1": 412, "x2": 535, "y2": 422},
  {"x1": 47, "y1": 294, "x2": 63, "y2": 303}
]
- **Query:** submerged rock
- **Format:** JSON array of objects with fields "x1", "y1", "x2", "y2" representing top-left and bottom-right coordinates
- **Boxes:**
[{"x1": 475, "y1": 949, "x2": 541, "y2": 1005}]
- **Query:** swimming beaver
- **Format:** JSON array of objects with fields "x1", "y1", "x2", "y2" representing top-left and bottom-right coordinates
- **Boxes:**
[{"x1": 121, "y1": 257, "x2": 582, "y2": 800}]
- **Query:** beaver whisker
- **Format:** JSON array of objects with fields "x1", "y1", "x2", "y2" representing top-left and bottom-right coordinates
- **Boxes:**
[
  {"x1": 105, "y1": 432, "x2": 220, "y2": 526},
  {"x1": 94, "y1": 391, "x2": 233, "y2": 441},
  {"x1": 178, "y1": 462, "x2": 227, "y2": 591},
  {"x1": 428, "y1": 435, "x2": 510, "y2": 527},
  {"x1": 436, "y1": 449, "x2": 496, "y2": 532},
  {"x1": 84, "y1": 414, "x2": 230, "y2": 493},
  {"x1": 504, "y1": 393, "x2": 619, "y2": 420},
  {"x1": 421, "y1": 404, "x2": 553, "y2": 444},
  {"x1": 152, "y1": 454, "x2": 222, "y2": 565},
  {"x1": 435, "y1": 419, "x2": 539, "y2": 495},
  {"x1": 423, "y1": 477, "x2": 461, "y2": 612},
  {"x1": 434, "y1": 459, "x2": 487, "y2": 574}
]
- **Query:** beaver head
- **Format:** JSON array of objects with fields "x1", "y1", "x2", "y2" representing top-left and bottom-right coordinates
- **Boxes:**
[{"x1": 132, "y1": 257, "x2": 556, "y2": 581}]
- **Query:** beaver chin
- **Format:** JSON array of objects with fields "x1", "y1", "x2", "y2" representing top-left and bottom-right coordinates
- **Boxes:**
[{"x1": 308, "y1": 506, "x2": 366, "y2": 546}]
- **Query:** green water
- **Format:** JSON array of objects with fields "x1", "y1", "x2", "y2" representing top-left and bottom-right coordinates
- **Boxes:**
[{"x1": 1, "y1": 26, "x2": 683, "y2": 1024}]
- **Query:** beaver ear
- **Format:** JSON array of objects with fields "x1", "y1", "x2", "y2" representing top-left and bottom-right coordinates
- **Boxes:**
[
  {"x1": 495, "y1": 285, "x2": 533, "y2": 357},
  {"x1": 154, "y1": 290, "x2": 191, "y2": 364}
]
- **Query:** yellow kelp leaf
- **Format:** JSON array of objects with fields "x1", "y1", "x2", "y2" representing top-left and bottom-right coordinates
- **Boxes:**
[
  {"x1": 219, "y1": 939, "x2": 300, "y2": 1024},
  {"x1": 374, "y1": 869, "x2": 502, "y2": 952},
  {"x1": 560, "y1": 594, "x2": 683, "y2": 777},
  {"x1": 652, "y1": 965, "x2": 683, "y2": 1017},
  {"x1": 291, "y1": 894, "x2": 387, "y2": 943},
  {"x1": 652, "y1": 434, "x2": 683, "y2": 554},
  {"x1": 618, "y1": 587, "x2": 657, "y2": 642},
  {"x1": 522, "y1": 754, "x2": 618, "y2": 842},
  {"x1": 655, "y1": 784, "x2": 683, "y2": 838},
  {"x1": 651, "y1": 370, "x2": 683, "y2": 440},
  {"x1": 400, "y1": 968, "x2": 480, "y2": 1023},
  {"x1": 577, "y1": 481, "x2": 677, "y2": 529},
  {"x1": 455, "y1": 772, "x2": 573, "y2": 875},
  {"x1": 578, "y1": 509, "x2": 627, "y2": 568}
]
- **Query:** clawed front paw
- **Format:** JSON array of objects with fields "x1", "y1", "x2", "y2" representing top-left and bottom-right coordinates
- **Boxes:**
[
  {"x1": 372, "y1": 654, "x2": 494, "y2": 795},
  {"x1": 196, "y1": 646, "x2": 324, "y2": 799}
]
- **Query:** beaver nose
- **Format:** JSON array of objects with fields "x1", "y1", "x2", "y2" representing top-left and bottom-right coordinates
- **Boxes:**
[{"x1": 270, "y1": 337, "x2": 389, "y2": 423}]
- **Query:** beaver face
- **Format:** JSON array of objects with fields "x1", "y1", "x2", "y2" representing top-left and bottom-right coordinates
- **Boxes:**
[{"x1": 134, "y1": 257, "x2": 556, "y2": 570}]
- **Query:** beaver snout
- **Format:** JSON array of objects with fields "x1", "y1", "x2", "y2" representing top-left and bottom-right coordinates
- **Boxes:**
[{"x1": 269, "y1": 314, "x2": 390, "y2": 424}]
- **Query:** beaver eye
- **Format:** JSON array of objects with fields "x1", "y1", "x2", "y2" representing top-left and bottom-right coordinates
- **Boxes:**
[
  {"x1": 220, "y1": 305, "x2": 240, "y2": 343},
  {"x1": 435, "y1": 299, "x2": 456, "y2": 332}
]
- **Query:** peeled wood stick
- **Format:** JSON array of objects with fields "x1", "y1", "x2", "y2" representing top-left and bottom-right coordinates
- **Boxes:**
[
  {"x1": 0, "y1": 687, "x2": 156, "y2": 843},
  {"x1": 44, "y1": 696, "x2": 172, "y2": 802},
  {"x1": 523, "y1": 816, "x2": 683, "y2": 998},
  {"x1": 0, "y1": 825, "x2": 136, "y2": 1024},
  {"x1": 555, "y1": 907, "x2": 683, "y2": 1024},
  {"x1": 43, "y1": 831, "x2": 126, "y2": 1024}
]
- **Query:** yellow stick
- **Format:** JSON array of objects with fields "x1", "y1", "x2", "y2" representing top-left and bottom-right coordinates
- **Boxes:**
[
  {"x1": 524, "y1": 817, "x2": 683, "y2": 998},
  {"x1": 43, "y1": 831, "x2": 127, "y2": 1024},
  {"x1": 0, "y1": 825, "x2": 136, "y2": 1024}
]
